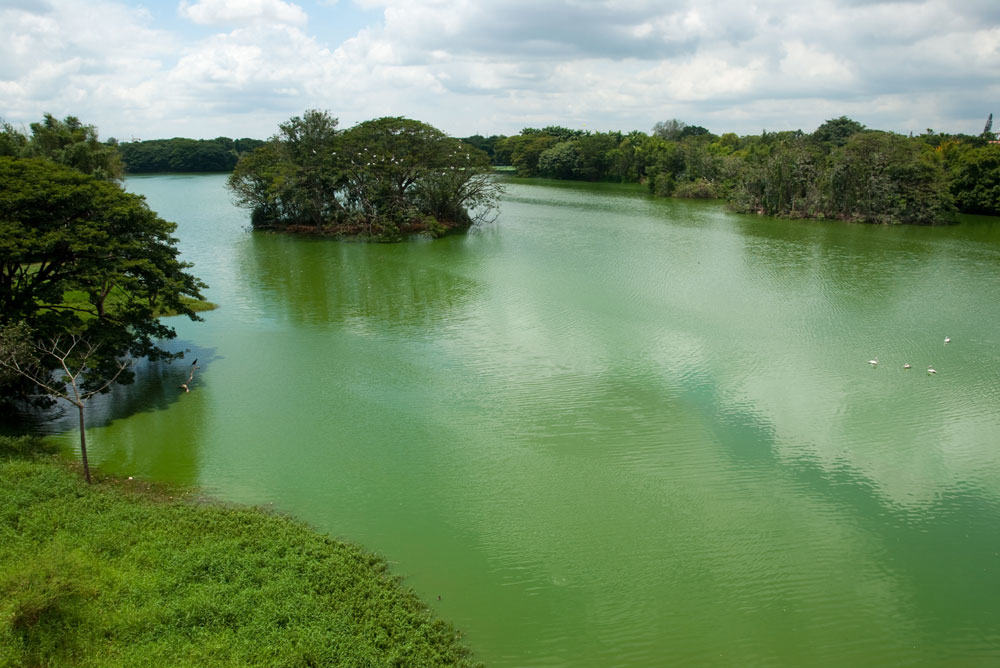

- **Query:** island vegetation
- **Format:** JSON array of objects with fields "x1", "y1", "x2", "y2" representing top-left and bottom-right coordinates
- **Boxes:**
[
  {"x1": 227, "y1": 111, "x2": 503, "y2": 240},
  {"x1": 0, "y1": 436, "x2": 478, "y2": 667}
]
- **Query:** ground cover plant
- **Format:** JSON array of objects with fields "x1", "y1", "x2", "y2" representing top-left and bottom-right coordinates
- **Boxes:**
[{"x1": 0, "y1": 436, "x2": 478, "y2": 667}]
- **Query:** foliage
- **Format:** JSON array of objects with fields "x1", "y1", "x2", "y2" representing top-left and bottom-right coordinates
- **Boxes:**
[
  {"x1": 496, "y1": 133, "x2": 559, "y2": 177},
  {"x1": 493, "y1": 115, "x2": 971, "y2": 224},
  {"x1": 0, "y1": 120, "x2": 28, "y2": 157},
  {"x1": 503, "y1": 129, "x2": 622, "y2": 181},
  {"x1": 0, "y1": 323, "x2": 134, "y2": 482},
  {"x1": 0, "y1": 455, "x2": 479, "y2": 667},
  {"x1": 730, "y1": 135, "x2": 826, "y2": 216},
  {"x1": 0, "y1": 157, "x2": 206, "y2": 408},
  {"x1": 812, "y1": 116, "x2": 866, "y2": 146},
  {"x1": 823, "y1": 131, "x2": 954, "y2": 224},
  {"x1": 943, "y1": 142, "x2": 1000, "y2": 215},
  {"x1": 538, "y1": 141, "x2": 581, "y2": 179},
  {"x1": 460, "y1": 134, "x2": 508, "y2": 165},
  {"x1": 673, "y1": 178, "x2": 720, "y2": 199},
  {"x1": 652, "y1": 119, "x2": 687, "y2": 141},
  {"x1": 1, "y1": 114, "x2": 123, "y2": 182},
  {"x1": 731, "y1": 129, "x2": 955, "y2": 224},
  {"x1": 118, "y1": 137, "x2": 265, "y2": 173},
  {"x1": 229, "y1": 112, "x2": 501, "y2": 240}
]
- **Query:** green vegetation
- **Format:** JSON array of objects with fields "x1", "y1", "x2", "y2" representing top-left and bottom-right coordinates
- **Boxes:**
[
  {"x1": 118, "y1": 137, "x2": 266, "y2": 173},
  {"x1": 939, "y1": 140, "x2": 1000, "y2": 215},
  {"x1": 0, "y1": 437, "x2": 477, "y2": 667},
  {"x1": 1, "y1": 114, "x2": 124, "y2": 182},
  {"x1": 228, "y1": 111, "x2": 503, "y2": 240},
  {"x1": 59, "y1": 287, "x2": 216, "y2": 319},
  {"x1": 731, "y1": 127, "x2": 955, "y2": 224},
  {"x1": 0, "y1": 154, "x2": 207, "y2": 477},
  {"x1": 460, "y1": 115, "x2": 1000, "y2": 224},
  {"x1": 0, "y1": 156, "x2": 205, "y2": 391},
  {"x1": 1, "y1": 117, "x2": 264, "y2": 175}
]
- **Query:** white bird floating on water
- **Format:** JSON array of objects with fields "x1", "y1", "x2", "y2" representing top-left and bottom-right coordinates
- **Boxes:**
[
  {"x1": 927, "y1": 366, "x2": 937, "y2": 374},
  {"x1": 903, "y1": 363, "x2": 912, "y2": 369},
  {"x1": 868, "y1": 357, "x2": 879, "y2": 366},
  {"x1": 944, "y1": 336, "x2": 951, "y2": 344}
]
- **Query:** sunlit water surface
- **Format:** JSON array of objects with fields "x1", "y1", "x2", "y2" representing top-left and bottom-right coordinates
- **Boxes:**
[{"x1": 37, "y1": 174, "x2": 1000, "y2": 665}]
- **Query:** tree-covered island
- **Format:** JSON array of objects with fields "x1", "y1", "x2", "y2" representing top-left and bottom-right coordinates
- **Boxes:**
[{"x1": 228, "y1": 111, "x2": 503, "y2": 241}]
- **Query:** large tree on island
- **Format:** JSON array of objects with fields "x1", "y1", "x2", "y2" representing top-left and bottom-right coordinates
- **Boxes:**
[
  {"x1": 228, "y1": 111, "x2": 501, "y2": 240},
  {"x1": 0, "y1": 157, "x2": 206, "y2": 424}
]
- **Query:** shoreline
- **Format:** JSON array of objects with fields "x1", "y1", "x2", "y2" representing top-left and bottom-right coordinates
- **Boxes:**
[{"x1": 0, "y1": 439, "x2": 479, "y2": 667}]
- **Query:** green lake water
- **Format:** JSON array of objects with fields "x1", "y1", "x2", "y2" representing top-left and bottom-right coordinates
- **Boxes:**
[{"x1": 44, "y1": 173, "x2": 1000, "y2": 665}]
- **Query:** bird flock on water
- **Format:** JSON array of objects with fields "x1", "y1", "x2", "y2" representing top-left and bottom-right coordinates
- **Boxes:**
[{"x1": 868, "y1": 337, "x2": 951, "y2": 374}]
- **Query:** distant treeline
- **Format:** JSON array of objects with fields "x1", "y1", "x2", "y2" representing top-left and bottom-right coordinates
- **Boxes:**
[
  {"x1": 9, "y1": 112, "x2": 993, "y2": 224},
  {"x1": 460, "y1": 116, "x2": 1000, "y2": 223},
  {"x1": 117, "y1": 136, "x2": 266, "y2": 173}
]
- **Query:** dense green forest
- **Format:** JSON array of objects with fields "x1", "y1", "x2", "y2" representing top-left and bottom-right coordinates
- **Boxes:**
[
  {"x1": 6, "y1": 112, "x2": 999, "y2": 223},
  {"x1": 461, "y1": 116, "x2": 1000, "y2": 224},
  {"x1": 117, "y1": 136, "x2": 265, "y2": 173},
  {"x1": 0, "y1": 115, "x2": 262, "y2": 175}
]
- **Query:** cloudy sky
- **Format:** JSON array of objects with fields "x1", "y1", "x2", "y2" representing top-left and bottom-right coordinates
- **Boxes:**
[{"x1": 2, "y1": 0, "x2": 998, "y2": 140}]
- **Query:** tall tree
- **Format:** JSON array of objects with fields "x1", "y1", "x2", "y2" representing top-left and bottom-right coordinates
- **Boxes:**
[
  {"x1": 652, "y1": 119, "x2": 688, "y2": 141},
  {"x1": 812, "y1": 116, "x2": 866, "y2": 146},
  {"x1": 0, "y1": 157, "x2": 206, "y2": 407},
  {"x1": 23, "y1": 114, "x2": 124, "y2": 182},
  {"x1": 0, "y1": 119, "x2": 28, "y2": 157},
  {"x1": 0, "y1": 323, "x2": 130, "y2": 483}
]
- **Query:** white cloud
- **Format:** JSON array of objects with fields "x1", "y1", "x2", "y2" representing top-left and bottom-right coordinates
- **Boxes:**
[
  {"x1": 0, "y1": 0, "x2": 998, "y2": 138},
  {"x1": 779, "y1": 41, "x2": 854, "y2": 87},
  {"x1": 178, "y1": 0, "x2": 307, "y2": 27}
]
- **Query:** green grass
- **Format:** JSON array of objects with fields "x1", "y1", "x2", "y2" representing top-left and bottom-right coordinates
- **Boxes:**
[
  {"x1": 58, "y1": 289, "x2": 217, "y2": 318},
  {"x1": 0, "y1": 437, "x2": 478, "y2": 667}
]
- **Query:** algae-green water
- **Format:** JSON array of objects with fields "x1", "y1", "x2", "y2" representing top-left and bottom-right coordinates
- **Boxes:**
[{"x1": 49, "y1": 174, "x2": 1000, "y2": 664}]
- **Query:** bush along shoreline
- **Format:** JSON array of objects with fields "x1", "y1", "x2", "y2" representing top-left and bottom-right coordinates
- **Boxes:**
[{"x1": 0, "y1": 436, "x2": 479, "y2": 667}]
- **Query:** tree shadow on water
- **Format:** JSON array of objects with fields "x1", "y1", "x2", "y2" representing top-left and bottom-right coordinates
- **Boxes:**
[{"x1": 0, "y1": 340, "x2": 219, "y2": 436}]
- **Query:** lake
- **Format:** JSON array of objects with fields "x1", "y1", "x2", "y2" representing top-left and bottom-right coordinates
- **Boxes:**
[{"x1": 44, "y1": 173, "x2": 1000, "y2": 665}]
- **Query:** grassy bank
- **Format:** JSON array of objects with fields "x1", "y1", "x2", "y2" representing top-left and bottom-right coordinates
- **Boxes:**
[
  {"x1": 0, "y1": 437, "x2": 477, "y2": 667},
  {"x1": 58, "y1": 288, "x2": 218, "y2": 319}
]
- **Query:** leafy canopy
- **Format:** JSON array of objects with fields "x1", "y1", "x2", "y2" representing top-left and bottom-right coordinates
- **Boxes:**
[
  {"x1": 0, "y1": 156, "x2": 206, "y2": 400},
  {"x1": 1, "y1": 114, "x2": 123, "y2": 182},
  {"x1": 228, "y1": 111, "x2": 501, "y2": 240}
]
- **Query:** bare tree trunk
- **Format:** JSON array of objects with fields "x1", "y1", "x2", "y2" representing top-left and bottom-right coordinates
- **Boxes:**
[{"x1": 77, "y1": 402, "x2": 91, "y2": 484}]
